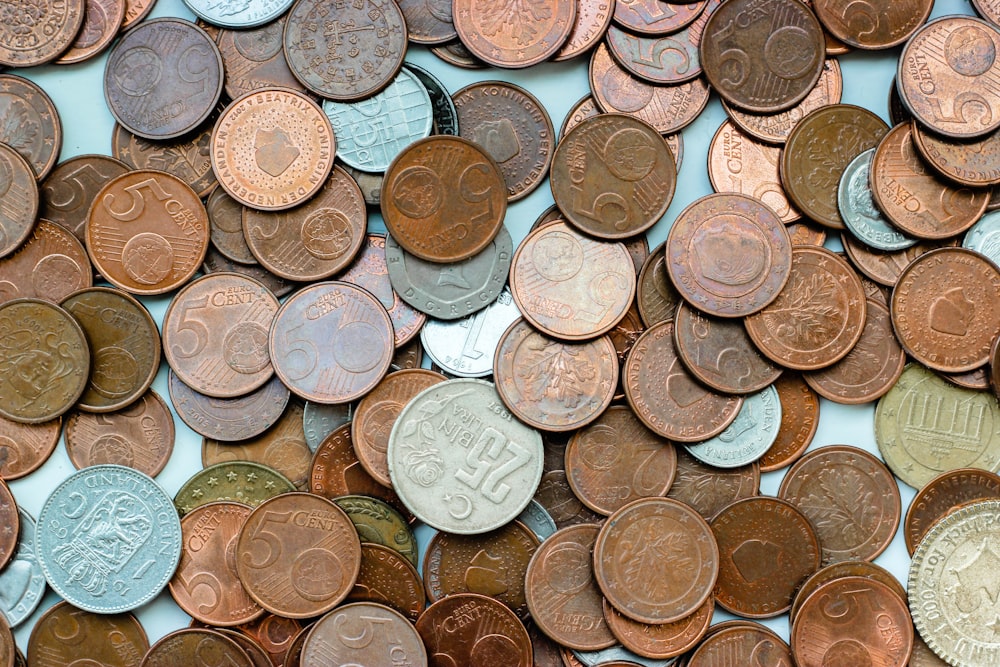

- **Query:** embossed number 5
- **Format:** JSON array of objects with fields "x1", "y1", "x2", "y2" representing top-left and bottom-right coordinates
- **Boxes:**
[
  {"x1": 175, "y1": 570, "x2": 222, "y2": 613},
  {"x1": 103, "y1": 178, "x2": 171, "y2": 222},
  {"x1": 282, "y1": 322, "x2": 318, "y2": 381},
  {"x1": 241, "y1": 511, "x2": 290, "y2": 569},
  {"x1": 171, "y1": 296, "x2": 210, "y2": 359}
]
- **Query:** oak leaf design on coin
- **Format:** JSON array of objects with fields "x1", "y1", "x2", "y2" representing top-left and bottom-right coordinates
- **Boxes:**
[{"x1": 476, "y1": 0, "x2": 551, "y2": 45}]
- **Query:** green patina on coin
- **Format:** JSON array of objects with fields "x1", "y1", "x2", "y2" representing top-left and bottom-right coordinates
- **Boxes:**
[
  {"x1": 332, "y1": 494, "x2": 418, "y2": 567},
  {"x1": 174, "y1": 461, "x2": 295, "y2": 516}
]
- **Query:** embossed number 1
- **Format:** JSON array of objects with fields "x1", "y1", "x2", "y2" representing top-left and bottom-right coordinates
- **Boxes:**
[{"x1": 455, "y1": 427, "x2": 531, "y2": 504}]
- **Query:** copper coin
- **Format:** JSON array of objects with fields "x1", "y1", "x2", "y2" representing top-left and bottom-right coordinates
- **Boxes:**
[
  {"x1": 281, "y1": 624, "x2": 310, "y2": 667},
  {"x1": 169, "y1": 371, "x2": 289, "y2": 443},
  {"x1": 612, "y1": 0, "x2": 705, "y2": 35},
  {"x1": 550, "y1": 113, "x2": 676, "y2": 239},
  {"x1": 666, "y1": 192, "x2": 792, "y2": 318},
  {"x1": 891, "y1": 247, "x2": 1000, "y2": 373},
  {"x1": 745, "y1": 246, "x2": 867, "y2": 371},
  {"x1": 104, "y1": 19, "x2": 223, "y2": 140},
  {"x1": 234, "y1": 614, "x2": 302, "y2": 667},
  {"x1": 336, "y1": 234, "x2": 427, "y2": 348},
  {"x1": 61, "y1": 286, "x2": 159, "y2": 412},
  {"x1": 494, "y1": 318, "x2": 618, "y2": 431},
  {"x1": 904, "y1": 468, "x2": 1000, "y2": 555},
  {"x1": 213, "y1": 630, "x2": 270, "y2": 667},
  {"x1": 206, "y1": 185, "x2": 256, "y2": 266},
  {"x1": 553, "y1": 0, "x2": 615, "y2": 61},
  {"x1": 212, "y1": 88, "x2": 335, "y2": 212},
  {"x1": 424, "y1": 520, "x2": 539, "y2": 620},
  {"x1": 0, "y1": 220, "x2": 92, "y2": 306},
  {"x1": 595, "y1": 497, "x2": 718, "y2": 624},
  {"x1": 667, "y1": 448, "x2": 760, "y2": 521},
  {"x1": 674, "y1": 301, "x2": 782, "y2": 395},
  {"x1": 163, "y1": 272, "x2": 278, "y2": 398},
  {"x1": 174, "y1": 461, "x2": 296, "y2": 517},
  {"x1": 789, "y1": 559, "x2": 907, "y2": 625},
  {"x1": 0, "y1": 478, "x2": 17, "y2": 570},
  {"x1": 842, "y1": 234, "x2": 956, "y2": 287},
  {"x1": 0, "y1": 143, "x2": 38, "y2": 260},
  {"x1": 624, "y1": 320, "x2": 742, "y2": 442},
  {"x1": 560, "y1": 94, "x2": 601, "y2": 138},
  {"x1": 708, "y1": 119, "x2": 801, "y2": 223},
  {"x1": 203, "y1": 399, "x2": 312, "y2": 490},
  {"x1": 86, "y1": 170, "x2": 210, "y2": 295},
  {"x1": 590, "y1": 44, "x2": 710, "y2": 134},
  {"x1": 169, "y1": 501, "x2": 265, "y2": 626},
  {"x1": 603, "y1": 596, "x2": 713, "y2": 659},
  {"x1": 236, "y1": 492, "x2": 361, "y2": 618},
  {"x1": 608, "y1": 303, "x2": 645, "y2": 389},
  {"x1": 310, "y1": 423, "x2": 410, "y2": 514},
  {"x1": 791, "y1": 576, "x2": 913, "y2": 667},
  {"x1": 54, "y1": 0, "x2": 126, "y2": 65},
  {"x1": 40, "y1": 155, "x2": 129, "y2": 245},
  {"x1": 429, "y1": 39, "x2": 488, "y2": 69},
  {"x1": 912, "y1": 122, "x2": 1000, "y2": 188},
  {"x1": 898, "y1": 16, "x2": 1000, "y2": 139},
  {"x1": 381, "y1": 135, "x2": 506, "y2": 263},
  {"x1": 416, "y1": 593, "x2": 532, "y2": 666},
  {"x1": 636, "y1": 243, "x2": 680, "y2": 327},
  {"x1": 759, "y1": 372, "x2": 819, "y2": 472},
  {"x1": 944, "y1": 365, "x2": 992, "y2": 391},
  {"x1": 510, "y1": 221, "x2": 636, "y2": 341},
  {"x1": 779, "y1": 445, "x2": 901, "y2": 564},
  {"x1": 804, "y1": 296, "x2": 906, "y2": 403},
  {"x1": 112, "y1": 120, "x2": 219, "y2": 199},
  {"x1": 141, "y1": 629, "x2": 253, "y2": 667},
  {"x1": 688, "y1": 624, "x2": 792, "y2": 666},
  {"x1": 782, "y1": 104, "x2": 888, "y2": 229},
  {"x1": 528, "y1": 621, "x2": 566, "y2": 667},
  {"x1": 909, "y1": 632, "x2": 949, "y2": 667},
  {"x1": 27, "y1": 602, "x2": 149, "y2": 666},
  {"x1": 398, "y1": 0, "x2": 455, "y2": 44},
  {"x1": 533, "y1": 436, "x2": 606, "y2": 529},
  {"x1": 454, "y1": 81, "x2": 555, "y2": 202},
  {"x1": 64, "y1": 390, "x2": 174, "y2": 476},
  {"x1": 217, "y1": 17, "x2": 309, "y2": 100},
  {"x1": 0, "y1": 298, "x2": 89, "y2": 424},
  {"x1": 453, "y1": 0, "x2": 575, "y2": 68},
  {"x1": 269, "y1": 281, "x2": 394, "y2": 404},
  {"x1": 813, "y1": 0, "x2": 929, "y2": 49},
  {"x1": 701, "y1": 0, "x2": 824, "y2": 112},
  {"x1": 787, "y1": 221, "x2": 828, "y2": 246},
  {"x1": 605, "y1": 22, "x2": 703, "y2": 86},
  {"x1": 0, "y1": 413, "x2": 59, "y2": 480},
  {"x1": 524, "y1": 523, "x2": 617, "y2": 651},
  {"x1": 710, "y1": 496, "x2": 821, "y2": 618},
  {"x1": 0, "y1": 0, "x2": 84, "y2": 67},
  {"x1": 302, "y1": 602, "x2": 426, "y2": 665},
  {"x1": 565, "y1": 404, "x2": 675, "y2": 516},
  {"x1": 203, "y1": 244, "x2": 297, "y2": 299},
  {"x1": 346, "y1": 543, "x2": 425, "y2": 622},
  {"x1": 353, "y1": 369, "x2": 447, "y2": 486},
  {"x1": 0, "y1": 75, "x2": 61, "y2": 181}
]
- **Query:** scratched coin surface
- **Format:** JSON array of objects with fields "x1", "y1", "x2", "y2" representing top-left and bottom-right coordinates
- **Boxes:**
[
  {"x1": 453, "y1": 0, "x2": 575, "y2": 68},
  {"x1": 415, "y1": 593, "x2": 532, "y2": 666},
  {"x1": 104, "y1": 18, "x2": 223, "y2": 140},
  {"x1": 0, "y1": 144, "x2": 38, "y2": 260},
  {"x1": 27, "y1": 601, "x2": 149, "y2": 666},
  {"x1": 550, "y1": 113, "x2": 675, "y2": 239},
  {"x1": 302, "y1": 602, "x2": 427, "y2": 665},
  {"x1": 0, "y1": 220, "x2": 91, "y2": 306},
  {"x1": 35, "y1": 464, "x2": 182, "y2": 613},
  {"x1": 387, "y1": 378, "x2": 544, "y2": 534},
  {"x1": 904, "y1": 468, "x2": 1000, "y2": 555}
]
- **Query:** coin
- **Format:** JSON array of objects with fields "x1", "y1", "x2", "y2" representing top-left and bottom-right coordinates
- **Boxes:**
[
  {"x1": 174, "y1": 461, "x2": 296, "y2": 516},
  {"x1": 612, "y1": 0, "x2": 705, "y2": 35},
  {"x1": 303, "y1": 602, "x2": 427, "y2": 664},
  {"x1": 421, "y1": 286, "x2": 521, "y2": 377},
  {"x1": 429, "y1": 39, "x2": 488, "y2": 68},
  {"x1": 27, "y1": 601, "x2": 149, "y2": 666},
  {"x1": 142, "y1": 629, "x2": 253, "y2": 667},
  {"x1": 234, "y1": 615, "x2": 302, "y2": 667},
  {"x1": 184, "y1": 0, "x2": 292, "y2": 27},
  {"x1": 636, "y1": 244, "x2": 680, "y2": 328},
  {"x1": 814, "y1": 0, "x2": 930, "y2": 49},
  {"x1": 789, "y1": 559, "x2": 907, "y2": 625},
  {"x1": 332, "y1": 494, "x2": 418, "y2": 566},
  {"x1": 416, "y1": 593, "x2": 532, "y2": 666},
  {"x1": 534, "y1": 434, "x2": 606, "y2": 529},
  {"x1": 688, "y1": 624, "x2": 792, "y2": 666},
  {"x1": 0, "y1": 508, "x2": 43, "y2": 628},
  {"x1": 0, "y1": 0, "x2": 84, "y2": 67},
  {"x1": 104, "y1": 18, "x2": 223, "y2": 140},
  {"x1": 604, "y1": 596, "x2": 713, "y2": 660},
  {"x1": 0, "y1": 75, "x2": 62, "y2": 181},
  {"x1": 217, "y1": 17, "x2": 309, "y2": 99},
  {"x1": 964, "y1": 210, "x2": 1000, "y2": 267},
  {"x1": 0, "y1": 414, "x2": 59, "y2": 480},
  {"x1": 843, "y1": 234, "x2": 956, "y2": 287},
  {"x1": 346, "y1": 543, "x2": 425, "y2": 621},
  {"x1": 550, "y1": 113, "x2": 675, "y2": 239},
  {"x1": 40, "y1": 154, "x2": 130, "y2": 245},
  {"x1": 904, "y1": 468, "x2": 1000, "y2": 555},
  {"x1": 397, "y1": 0, "x2": 455, "y2": 44},
  {"x1": 913, "y1": 122, "x2": 1000, "y2": 188},
  {"x1": 760, "y1": 373, "x2": 819, "y2": 472},
  {"x1": 54, "y1": 0, "x2": 125, "y2": 65},
  {"x1": 0, "y1": 143, "x2": 38, "y2": 260},
  {"x1": 113, "y1": 120, "x2": 219, "y2": 199},
  {"x1": 212, "y1": 88, "x2": 335, "y2": 212},
  {"x1": 309, "y1": 424, "x2": 410, "y2": 515},
  {"x1": 684, "y1": 385, "x2": 782, "y2": 469},
  {"x1": 406, "y1": 63, "x2": 460, "y2": 136},
  {"x1": 236, "y1": 492, "x2": 361, "y2": 618},
  {"x1": 0, "y1": 298, "x2": 89, "y2": 424},
  {"x1": 605, "y1": 21, "x2": 703, "y2": 86},
  {"x1": 453, "y1": 0, "x2": 575, "y2": 68},
  {"x1": 554, "y1": 0, "x2": 615, "y2": 61},
  {"x1": 169, "y1": 371, "x2": 289, "y2": 443},
  {"x1": 667, "y1": 449, "x2": 760, "y2": 521},
  {"x1": 0, "y1": 220, "x2": 92, "y2": 306},
  {"x1": 36, "y1": 465, "x2": 182, "y2": 613},
  {"x1": 839, "y1": 148, "x2": 918, "y2": 252}
]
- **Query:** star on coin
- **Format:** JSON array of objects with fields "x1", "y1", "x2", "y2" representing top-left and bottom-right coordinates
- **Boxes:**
[
  {"x1": 206, "y1": 476, "x2": 219, "y2": 486},
  {"x1": 246, "y1": 472, "x2": 258, "y2": 482},
  {"x1": 227, "y1": 471, "x2": 238, "y2": 482}
]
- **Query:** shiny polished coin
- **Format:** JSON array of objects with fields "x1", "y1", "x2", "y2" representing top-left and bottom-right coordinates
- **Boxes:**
[
  {"x1": 174, "y1": 461, "x2": 296, "y2": 516},
  {"x1": 684, "y1": 385, "x2": 781, "y2": 469},
  {"x1": 666, "y1": 193, "x2": 792, "y2": 318},
  {"x1": 387, "y1": 378, "x2": 544, "y2": 534},
  {"x1": 667, "y1": 448, "x2": 760, "y2": 521},
  {"x1": 142, "y1": 629, "x2": 252, "y2": 667},
  {"x1": 839, "y1": 148, "x2": 918, "y2": 252},
  {"x1": 0, "y1": 0, "x2": 84, "y2": 67},
  {"x1": 510, "y1": 222, "x2": 635, "y2": 341},
  {"x1": 904, "y1": 468, "x2": 1000, "y2": 555},
  {"x1": 0, "y1": 508, "x2": 44, "y2": 628},
  {"x1": 381, "y1": 135, "x2": 506, "y2": 263},
  {"x1": 104, "y1": 19, "x2": 223, "y2": 140},
  {"x1": 891, "y1": 247, "x2": 1000, "y2": 373},
  {"x1": 876, "y1": 364, "x2": 1000, "y2": 489},
  {"x1": 113, "y1": 120, "x2": 219, "y2": 199},
  {"x1": 346, "y1": 543, "x2": 425, "y2": 622},
  {"x1": 269, "y1": 281, "x2": 393, "y2": 404},
  {"x1": 0, "y1": 144, "x2": 38, "y2": 260},
  {"x1": 169, "y1": 371, "x2": 289, "y2": 443},
  {"x1": 40, "y1": 154, "x2": 130, "y2": 244},
  {"x1": 0, "y1": 299, "x2": 89, "y2": 424},
  {"x1": 421, "y1": 286, "x2": 521, "y2": 377},
  {"x1": 332, "y1": 494, "x2": 417, "y2": 566},
  {"x1": 64, "y1": 390, "x2": 174, "y2": 477},
  {"x1": 86, "y1": 170, "x2": 210, "y2": 295},
  {"x1": 0, "y1": 414, "x2": 60, "y2": 480},
  {"x1": 36, "y1": 465, "x2": 181, "y2": 613},
  {"x1": 27, "y1": 601, "x2": 149, "y2": 666},
  {"x1": 237, "y1": 492, "x2": 361, "y2": 618},
  {"x1": 303, "y1": 602, "x2": 427, "y2": 665},
  {"x1": 0, "y1": 219, "x2": 92, "y2": 306},
  {"x1": 416, "y1": 593, "x2": 532, "y2": 666},
  {"x1": 453, "y1": 0, "x2": 574, "y2": 68},
  {"x1": 550, "y1": 113, "x2": 675, "y2": 239},
  {"x1": 217, "y1": 16, "x2": 309, "y2": 99}
]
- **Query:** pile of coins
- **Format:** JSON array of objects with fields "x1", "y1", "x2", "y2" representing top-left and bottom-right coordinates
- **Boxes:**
[{"x1": 1, "y1": 0, "x2": 1000, "y2": 663}]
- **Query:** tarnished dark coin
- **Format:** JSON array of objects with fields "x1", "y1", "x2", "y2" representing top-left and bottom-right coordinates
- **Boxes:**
[
  {"x1": 453, "y1": 0, "x2": 575, "y2": 68},
  {"x1": 0, "y1": 0, "x2": 84, "y2": 66},
  {"x1": 112, "y1": 121, "x2": 218, "y2": 199},
  {"x1": 332, "y1": 494, "x2": 417, "y2": 566},
  {"x1": 141, "y1": 629, "x2": 252, "y2": 667},
  {"x1": 170, "y1": 371, "x2": 289, "y2": 443},
  {"x1": 235, "y1": 615, "x2": 302, "y2": 667},
  {"x1": 550, "y1": 113, "x2": 675, "y2": 239},
  {"x1": 560, "y1": 95, "x2": 601, "y2": 138},
  {"x1": 346, "y1": 543, "x2": 425, "y2": 622},
  {"x1": 86, "y1": 170, "x2": 210, "y2": 295},
  {"x1": 64, "y1": 389, "x2": 174, "y2": 476},
  {"x1": 218, "y1": 16, "x2": 309, "y2": 100},
  {"x1": 905, "y1": 468, "x2": 1000, "y2": 555},
  {"x1": 203, "y1": 245, "x2": 296, "y2": 298},
  {"x1": 27, "y1": 602, "x2": 149, "y2": 667},
  {"x1": 760, "y1": 373, "x2": 818, "y2": 472},
  {"x1": 206, "y1": 185, "x2": 255, "y2": 266},
  {"x1": 0, "y1": 414, "x2": 59, "y2": 480},
  {"x1": 54, "y1": 0, "x2": 126, "y2": 65},
  {"x1": 406, "y1": 63, "x2": 460, "y2": 136},
  {"x1": 701, "y1": 0, "x2": 824, "y2": 112},
  {"x1": 0, "y1": 299, "x2": 89, "y2": 424},
  {"x1": 302, "y1": 602, "x2": 426, "y2": 665},
  {"x1": 397, "y1": 0, "x2": 455, "y2": 44},
  {"x1": 454, "y1": 81, "x2": 555, "y2": 202},
  {"x1": 283, "y1": 0, "x2": 407, "y2": 100},
  {"x1": 0, "y1": 75, "x2": 61, "y2": 181},
  {"x1": 636, "y1": 243, "x2": 680, "y2": 327},
  {"x1": 104, "y1": 18, "x2": 224, "y2": 140},
  {"x1": 554, "y1": 0, "x2": 615, "y2": 61},
  {"x1": 0, "y1": 478, "x2": 18, "y2": 572},
  {"x1": 174, "y1": 461, "x2": 296, "y2": 516},
  {"x1": 429, "y1": 39, "x2": 488, "y2": 69},
  {"x1": 534, "y1": 434, "x2": 606, "y2": 530},
  {"x1": 0, "y1": 143, "x2": 38, "y2": 260},
  {"x1": 40, "y1": 155, "x2": 129, "y2": 245},
  {"x1": 0, "y1": 220, "x2": 91, "y2": 306}
]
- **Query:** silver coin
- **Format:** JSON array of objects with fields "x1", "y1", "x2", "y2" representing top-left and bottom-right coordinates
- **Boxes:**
[
  {"x1": 183, "y1": 0, "x2": 295, "y2": 28},
  {"x1": 420, "y1": 286, "x2": 520, "y2": 377},
  {"x1": 169, "y1": 370, "x2": 290, "y2": 442},
  {"x1": 0, "y1": 508, "x2": 45, "y2": 627},
  {"x1": 387, "y1": 378, "x2": 544, "y2": 534},
  {"x1": 35, "y1": 465, "x2": 182, "y2": 613},
  {"x1": 684, "y1": 385, "x2": 781, "y2": 468},
  {"x1": 323, "y1": 68, "x2": 434, "y2": 172},
  {"x1": 517, "y1": 499, "x2": 556, "y2": 541},
  {"x1": 406, "y1": 63, "x2": 459, "y2": 136},
  {"x1": 302, "y1": 400, "x2": 353, "y2": 451},
  {"x1": 839, "y1": 149, "x2": 917, "y2": 251},
  {"x1": 572, "y1": 646, "x2": 675, "y2": 666},
  {"x1": 386, "y1": 226, "x2": 513, "y2": 320},
  {"x1": 963, "y1": 209, "x2": 1000, "y2": 267}
]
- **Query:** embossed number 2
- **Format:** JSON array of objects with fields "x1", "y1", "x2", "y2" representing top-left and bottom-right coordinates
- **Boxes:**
[{"x1": 455, "y1": 427, "x2": 531, "y2": 504}]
